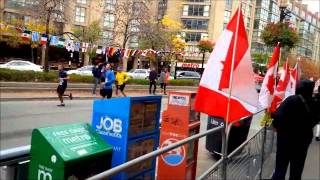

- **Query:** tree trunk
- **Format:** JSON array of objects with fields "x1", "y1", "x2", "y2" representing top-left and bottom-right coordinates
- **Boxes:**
[
  {"x1": 170, "y1": 60, "x2": 175, "y2": 74},
  {"x1": 41, "y1": 45, "x2": 46, "y2": 67},
  {"x1": 43, "y1": 13, "x2": 51, "y2": 72},
  {"x1": 122, "y1": 57, "x2": 128, "y2": 71},
  {"x1": 84, "y1": 53, "x2": 90, "y2": 66},
  {"x1": 133, "y1": 58, "x2": 138, "y2": 69}
]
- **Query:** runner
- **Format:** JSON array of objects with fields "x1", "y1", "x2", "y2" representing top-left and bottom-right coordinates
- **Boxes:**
[
  {"x1": 100, "y1": 63, "x2": 115, "y2": 99},
  {"x1": 116, "y1": 67, "x2": 129, "y2": 97},
  {"x1": 57, "y1": 64, "x2": 72, "y2": 107}
]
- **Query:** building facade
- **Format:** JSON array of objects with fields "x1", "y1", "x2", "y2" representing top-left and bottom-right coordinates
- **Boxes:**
[
  {"x1": 0, "y1": 0, "x2": 152, "y2": 49},
  {"x1": 157, "y1": 0, "x2": 256, "y2": 64},
  {"x1": 251, "y1": 0, "x2": 320, "y2": 63}
]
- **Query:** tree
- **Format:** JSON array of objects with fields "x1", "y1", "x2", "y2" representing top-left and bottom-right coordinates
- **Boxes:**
[
  {"x1": 261, "y1": 22, "x2": 299, "y2": 49},
  {"x1": 72, "y1": 21, "x2": 102, "y2": 65},
  {"x1": 0, "y1": 19, "x2": 53, "y2": 63},
  {"x1": 0, "y1": 19, "x2": 28, "y2": 48},
  {"x1": 23, "y1": 0, "x2": 71, "y2": 71},
  {"x1": 139, "y1": 15, "x2": 186, "y2": 71},
  {"x1": 106, "y1": 0, "x2": 151, "y2": 70},
  {"x1": 198, "y1": 39, "x2": 214, "y2": 75},
  {"x1": 299, "y1": 58, "x2": 320, "y2": 80}
]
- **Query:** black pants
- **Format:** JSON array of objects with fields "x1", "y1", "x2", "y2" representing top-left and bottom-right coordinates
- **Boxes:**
[
  {"x1": 149, "y1": 80, "x2": 156, "y2": 94},
  {"x1": 160, "y1": 83, "x2": 167, "y2": 93},
  {"x1": 100, "y1": 89, "x2": 113, "y2": 99},
  {"x1": 272, "y1": 134, "x2": 312, "y2": 180}
]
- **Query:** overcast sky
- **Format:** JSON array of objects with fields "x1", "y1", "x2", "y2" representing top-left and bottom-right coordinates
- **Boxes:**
[{"x1": 302, "y1": 0, "x2": 319, "y2": 13}]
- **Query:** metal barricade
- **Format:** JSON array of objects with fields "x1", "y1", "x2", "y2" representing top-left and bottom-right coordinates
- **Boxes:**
[
  {"x1": 198, "y1": 127, "x2": 277, "y2": 180},
  {"x1": 0, "y1": 111, "x2": 277, "y2": 180}
]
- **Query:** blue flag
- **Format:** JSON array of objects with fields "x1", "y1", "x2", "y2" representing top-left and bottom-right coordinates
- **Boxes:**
[
  {"x1": 74, "y1": 42, "x2": 81, "y2": 52},
  {"x1": 31, "y1": 32, "x2": 39, "y2": 42},
  {"x1": 50, "y1": 36, "x2": 58, "y2": 46}
]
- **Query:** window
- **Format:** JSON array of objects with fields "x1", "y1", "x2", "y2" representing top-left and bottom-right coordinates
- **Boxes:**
[
  {"x1": 103, "y1": 31, "x2": 113, "y2": 44},
  {"x1": 129, "y1": 20, "x2": 140, "y2": 32},
  {"x1": 301, "y1": 11, "x2": 305, "y2": 19},
  {"x1": 181, "y1": 19, "x2": 208, "y2": 30},
  {"x1": 184, "y1": 5, "x2": 209, "y2": 16},
  {"x1": 129, "y1": 36, "x2": 139, "y2": 48},
  {"x1": 8, "y1": 0, "x2": 33, "y2": 7},
  {"x1": 224, "y1": 10, "x2": 231, "y2": 23},
  {"x1": 75, "y1": 7, "x2": 86, "y2": 23},
  {"x1": 24, "y1": 16, "x2": 31, "y2": 23},
  {"x1": 103, "y1": 13, "x2": 115, "y2": 28},
  {"x1": 183, "y1": 5, "x2": 189, "y2": 16},
  {"x1": 4, "y1": 12, "x2": 18, "y2": 22},
  {"x1": 187, "y1": 0, "x2": 210, "y2": 2},
  {"x1": 105, "y1": 0, "x2": 116, "y2": 11},
  {"x1": 185, "y1": 32, "x2": 202, "y2": 42},
  {"x1": 76, "y1": 0, "x2": 86, "y2": 4},
  {"x1": 225, "y1": 0, "x2": 232, "y2": 10}
]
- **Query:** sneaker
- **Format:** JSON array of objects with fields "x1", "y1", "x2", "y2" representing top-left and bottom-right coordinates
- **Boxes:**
[
  {"x1": 69, "y1": 93, "x2": 73, "y2": 100},
  {"x1": 57, "y1": 104, "x2": 65, "y2": 107}
]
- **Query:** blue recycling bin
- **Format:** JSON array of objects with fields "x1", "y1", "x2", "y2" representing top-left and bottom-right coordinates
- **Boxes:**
[{"x1": 91, "y1": 96, "x2": 162, "y2": 180}]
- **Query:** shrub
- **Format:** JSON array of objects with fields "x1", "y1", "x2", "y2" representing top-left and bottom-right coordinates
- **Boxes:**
[
  {"x1": 0, "y1": 68, "x2": 199, "y2": 86},
  {"x1": 127, "y1": 79, "x2": 149, "y2": 85},
  {"x1": 69, "y1": 74, "x2": 94, "y2": 83},
  {"x1": 168, "y1": 79, "x2": 199, "y2": 86}
]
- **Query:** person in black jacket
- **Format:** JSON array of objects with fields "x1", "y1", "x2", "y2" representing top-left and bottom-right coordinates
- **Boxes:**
[
  {"x1": 92, "y1": 64, "x2": 103, "y2": 95},
  {"x1": 272, "y1": 80, "x2": 318, "y2": 180},
  {"x1": 149, "y1": 68, "x2": 157, "y2": 95}
]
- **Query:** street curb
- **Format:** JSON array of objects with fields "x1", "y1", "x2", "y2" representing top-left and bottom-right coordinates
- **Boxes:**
[
  {"x1": 1, "y1": 95, "x2": 169, "y2": 102},
  {"x1": 0, "y1": 97, "x2": 96, "y2": 102}
]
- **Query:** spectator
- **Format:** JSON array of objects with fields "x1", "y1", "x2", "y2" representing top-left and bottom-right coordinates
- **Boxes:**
[
  {"x1": 149, "y1": 68, "x2": 157, "y2": 95},
  {"x1": 159, "y1": 68, "x2": 170, "y2": 95},
  {"x1": 116, "y1": 67, "x2": 129, "y2": 97},
  {"x1": 100, "y1": 63, "x2": 115, "y2": 99},
  {"x1": 92, "y1": 63, "x2": 103, "y2": 95},
  {"x1": 272, "y1": 80, "x2": 318, "y2": 180},
  {"x1": 56, "y1": 65, "x2": 72, "y2": 107}
]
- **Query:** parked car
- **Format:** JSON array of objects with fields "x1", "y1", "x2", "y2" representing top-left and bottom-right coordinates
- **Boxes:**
[
  {"x1": 127, "y1": 69, "x2": 150, "y2": 79},
  {"x1": 175, "y1": 71, "x2": 201, "y2": 79},
  {"x1": 67, "y1": 65, "x2": 94, "y2": 76},
  {"x1": 0, "y1": 60, "x2": 43, "y2": 72}
]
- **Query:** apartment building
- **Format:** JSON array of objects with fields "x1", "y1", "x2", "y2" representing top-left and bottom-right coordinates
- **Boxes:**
[
  {"x1": 251, "y1": 0, "x2": 320, "y2": 62},
  {"x1": 156, "y1": 0, "x2": 256, "y2": 64},
  {"x1": 0, "y1": 0, "x2": 151, "y2": 48}
]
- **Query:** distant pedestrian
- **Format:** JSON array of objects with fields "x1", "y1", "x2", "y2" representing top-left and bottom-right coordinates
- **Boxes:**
[
  {"x1": 57, "y1": 65, "x2": 72, "y2": 107},
  {"x1": 272, "y1": 80, "x2": 319, "y2": 180},
  {"x1": 116, "y1": 67, "x2": 129, "y2": 97},
  {"x1": 100, "y1": 63, "x2": 115, "y2": 99},
  {"x1": 149, "y1": 68, "x2": 157, "y2": 95},
  {"x1": 159, "y1": 68, "x2": 170, "y2": 95},
  {"x1": 92, "y1": 63, "x2": 103, "y2": 95}
]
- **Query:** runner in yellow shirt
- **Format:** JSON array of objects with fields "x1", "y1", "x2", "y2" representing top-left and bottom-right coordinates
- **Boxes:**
[{"x1": 116, "y1": 67, "x2": 130, "y2": 97}]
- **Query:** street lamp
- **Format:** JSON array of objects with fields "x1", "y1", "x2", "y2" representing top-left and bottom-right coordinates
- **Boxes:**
[{"x1": 278, "y1": 0, "x2": 291, "y2": 22}]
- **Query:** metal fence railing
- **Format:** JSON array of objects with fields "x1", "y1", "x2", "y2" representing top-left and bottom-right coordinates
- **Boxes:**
[
  {"x1": 0, "y1": 110, "x2": 277, "y2": 180},
  {"x1": 198, "y1": 126, "x2": 277, "y2": 180}
]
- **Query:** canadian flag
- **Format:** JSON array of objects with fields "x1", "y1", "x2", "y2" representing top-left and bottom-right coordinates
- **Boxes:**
[
  {"x1": 194, "y1": 8, "x2": 258, "y2": 123},
  {"x1": 291, "y1": 61, "x2": 301, "y2": 89},
  {"x1": 269, "y1": 60, "x2": 295, "y2": 112},
  {"x1": 258, "y1": 43, "x2": 280, "y2": 109}
]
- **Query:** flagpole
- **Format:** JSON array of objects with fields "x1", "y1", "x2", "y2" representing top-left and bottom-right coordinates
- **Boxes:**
[{"x1": 222, "y1": 2, "x2": 242, "y2": 180}]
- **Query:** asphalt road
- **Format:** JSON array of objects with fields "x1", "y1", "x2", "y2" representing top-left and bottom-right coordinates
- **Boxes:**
[{"x1": 0, "y1": 99, "x2": 318, "y2": 178}]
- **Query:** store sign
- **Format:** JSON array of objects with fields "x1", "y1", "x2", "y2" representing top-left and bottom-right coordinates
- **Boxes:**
[
  {"x1": 160, "y1": 138, "x2": 185, "y2": 166},
  {"x1": 169, "y1": 95, "x2": 189, "y2": 106},
  {"x1": 181, "y1": 63, "x2": 200, "y2": 69}
]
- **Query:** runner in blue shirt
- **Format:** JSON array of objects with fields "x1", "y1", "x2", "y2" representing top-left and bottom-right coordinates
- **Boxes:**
[{"x1": 100, "y1": 63, "x2": 115, "y2": 99}]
